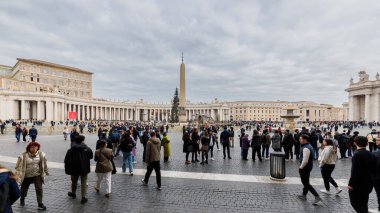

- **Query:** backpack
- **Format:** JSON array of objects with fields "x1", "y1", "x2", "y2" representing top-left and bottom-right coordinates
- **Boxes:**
[{"x1": 0, "y1": 182, "x2": 10, "y2": 212}]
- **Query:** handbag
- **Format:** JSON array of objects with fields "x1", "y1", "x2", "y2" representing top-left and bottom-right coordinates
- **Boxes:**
[{"x1": 100, "y1": 150, "x2": 117, "y2": 175}]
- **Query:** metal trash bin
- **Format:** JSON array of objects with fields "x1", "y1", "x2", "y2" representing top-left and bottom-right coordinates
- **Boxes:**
[{"x1": 270, "y1": 153, "x2": 286, "y2": 179}]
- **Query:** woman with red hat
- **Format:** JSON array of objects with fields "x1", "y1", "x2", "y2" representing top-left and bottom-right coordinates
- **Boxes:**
[{"x1": 15, "y1": 141, "x2": 49, "y2": 211}]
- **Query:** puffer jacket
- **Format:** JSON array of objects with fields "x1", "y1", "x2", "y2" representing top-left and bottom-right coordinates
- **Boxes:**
[
  {"x1": 0, "y1": 168, "x2": 20, "y2": 213},
  {"x1": 94, "y1": 148, "x2": 113, "y2": 173},
  {"x1": 15, "y1": 151, "x2": 49, "y2": 185},
  {"x1": 145, "y1": 137, "x2": 161, "y2": 163}
]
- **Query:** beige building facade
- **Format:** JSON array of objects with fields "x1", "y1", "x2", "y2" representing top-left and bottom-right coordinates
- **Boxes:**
[
  {"x1": 0, "y1": 58, "x2": 344, "y2": 122},
  {"x1": 346, "y1": 70, "x2": 380, "y2": 122}
]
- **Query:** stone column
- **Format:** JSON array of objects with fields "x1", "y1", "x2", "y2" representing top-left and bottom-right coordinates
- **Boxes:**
[
  {"x1": 62, "y1": 102, "x2": 65, "y2": 121},
  {"x1": 365, "y1": 94, "x2": 371, "y2": 122},
  {"x1": 20, "y1": 100, "x2": 26, "y2": 120},
  {"x1": 46, "y1": 101, "x2": 53, "y2": 121},
  {"x1": 374, "y1": 94, "x2": 380, "y2": 122},
  {"x1": 36, "y1": 101, "x2": 42, "y2": 120}
]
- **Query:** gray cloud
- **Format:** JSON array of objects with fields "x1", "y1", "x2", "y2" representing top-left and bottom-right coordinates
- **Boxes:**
[{"x1": 1, "y1": 0, "x2": 380, "y2": 106}]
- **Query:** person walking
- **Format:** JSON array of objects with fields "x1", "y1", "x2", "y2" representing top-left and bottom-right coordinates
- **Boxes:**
[
  {"x1": 251, "y1": 130, "x2": 263, "y2": 162},
  {"x1": 220, "y1": 127, "x2": 231, "y2": 159},
  {"x1": 141, "y1": 132, "x2": 162, "y2": 190},
  {"x1": 162, "y1": 132, "x2": 171, "y2": 162},
  {"x1": 348, "y1": 136, "x2": 377, "y2": 212},
  {"x1": 372, "y1": 137, "x2": 380, "y2": 212},
  {"x1": 297, "y1": 134, "x2": 322, "y2": 205},
  {"x1": 28, "y1": 126, "x2": 38, "y2": 143},
  {"x1": 0, "y1": 164, "x2": 20, "y2": 213},
  {"x1": 183, "y1": 132, "x2": 193, "y2": 164},
  {"x1": 21, "y1": 127, "x2": 28, "y2": 142},
  {"x1": 318, "y1": 139, "x2": 342, "y2": 195},
  {"x1": 229, "y1": 127, "x2": 235, "y2": 148},
  {"x1": 94, "y1": 140, "x2": 113, "y2": 198},
  {"x1": 15, "y1": 124, "x2": 22, "y2": 143},
  {"x1": 200, "y1": 131, "x2": 210, "y2": 165},
  {"x1": 119, "y1": 132, "x2": 134, "y2": 176},
  {"x1": 64, "y1": 135, "x2": 93, "y2": 204},
  {"x1": 15, "y1": 142, "x2": 49, "y2": 210}
]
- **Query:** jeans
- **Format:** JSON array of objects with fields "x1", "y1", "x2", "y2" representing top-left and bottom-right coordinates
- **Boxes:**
[
  {"x1": 21, "y1": 176, "x2": 43, "y2": 204},
  {"x1": 284, "y1": 146, "x2": 293, "y2": 159},
  {"x1": 374, "y1": 180, "x2": 380, "y2": 210},
  {"x1": 96, "y1": 172, "x2": 112, "y2": 194},
  {"x1": 299, "y1": 168, "x2": 319, "y2": 197},
  {"x1": 144, "y1": 161, "x2": 161, "y2": 187},
  {"x1": 208, "y1": 145, "x2": 214, "y2": 158},
  {"x1": 252, "y1": 146, "x2": 262, "y2": 161},
  {"x1": 71, "y1": 175, "x2": 88, "y2": 197},
  {"x1": 320, "y1": 164, "x2": 338, "y2": 191},
  {"x1": 312, "y1": 146, "x2": 318, "y2": 160},
  {"x1": 222, "y1": 143, "x2": 231, "y2": 158},
  {"x1": 262, "y1": 144, "x2": 269, "y2": 158},
  {"x1": 122, "y1": 151, "x2": 133, "y2": 174},
  {"x1": 15, "y1": 133, "x2": 21, "y2": 142}
]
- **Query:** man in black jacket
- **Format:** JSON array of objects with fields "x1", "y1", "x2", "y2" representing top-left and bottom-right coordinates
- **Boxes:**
[
  {"x1": 282, "y1": 130, "x2": 295, "y2": 160},
  {"x1": 220, "y1": 127, "x2": 231, "y2": 159},
  {"x1": 64, "y1": 135, "x2": 93, "y2": 204},
  {"x1": 373, "y1": 137, "x2": 380, "y2": 212},
  {"x1": 348, "y1": 136, "x2": 376, "y2": 212},
  {"x1": 251, "y1": 130, "x2": 262, "y2": 162}
]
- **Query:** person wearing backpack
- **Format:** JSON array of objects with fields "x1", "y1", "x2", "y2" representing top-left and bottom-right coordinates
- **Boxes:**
[
  {"x1": 261, "y1": 129, "x2": 271, "y2": 159},
  {"x1": 64, "y1": 135, "x2": 93, "y2": 204},
  {"x1": 119, "y1": 131, "x2": 134, "y2": 176},
  {"x1": 0, "y1": 164, "x2": 20, "y2": 213},
  {"x1": 318, "y1": 139, "x2": 342, "y2": 195}
]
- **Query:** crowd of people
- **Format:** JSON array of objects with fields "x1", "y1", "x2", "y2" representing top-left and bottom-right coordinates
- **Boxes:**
[{"x1": 1, "y1": 120, "x2": 380, "y2": 212}]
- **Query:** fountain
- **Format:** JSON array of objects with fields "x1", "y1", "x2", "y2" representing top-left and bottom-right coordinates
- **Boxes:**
[{"x1": 280, "y1": 104, "x2": 300, "y2": 133}]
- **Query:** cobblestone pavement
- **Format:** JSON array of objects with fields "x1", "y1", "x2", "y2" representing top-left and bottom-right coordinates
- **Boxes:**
[{"x1": 0, "y1": 127, "x2": 379, "y2": 212}]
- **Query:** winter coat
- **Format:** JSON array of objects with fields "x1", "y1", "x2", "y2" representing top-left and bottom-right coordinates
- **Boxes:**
[
  {"x1": 162, "y1": 136, "x2": 171, "y2": 158},
  {"x1": 94, "y1": 148, "x2": 113, "y2": 173},
  {"x1": 15, "y1": 151, "x2": 49, "y2": 185},
  {"x1": 145, "y1": 137, "x2": 161, "y2": 163},
  {"x1": 271, "y1": 134, "x2": 281, "y2": 150},
  {"x1": 183, "y1": 137, "x2": 193, "y2": 153},
  {"x1": 64, "y1": 143, "x2": 93, "y2": 176},
  {"x1": 251, "y1": 135, "x2": 262, "y2": 147},
  {"x1": 242, "y1": 137, "x2": 250, "y2": 150},
  {"x1": 282, "y1": 133, "x2": 295, "y2": 148},
  {"x1": 0, "y1": 168, "x2": 20, "y2": 213}
]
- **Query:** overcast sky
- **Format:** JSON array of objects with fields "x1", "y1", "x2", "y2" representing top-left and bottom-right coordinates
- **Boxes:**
[{"x1": 1, "y1": 1, "x2": 380, "y2": 106}]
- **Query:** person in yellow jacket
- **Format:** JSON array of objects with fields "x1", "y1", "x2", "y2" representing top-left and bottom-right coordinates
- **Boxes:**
[{"x1": 161, "y1": 132, "x2": 171, "y2": 162}]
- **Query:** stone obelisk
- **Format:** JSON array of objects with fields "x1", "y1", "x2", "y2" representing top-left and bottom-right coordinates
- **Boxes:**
[{"x1": 178, "y1": 53, "x2": 187, "y2": 123}]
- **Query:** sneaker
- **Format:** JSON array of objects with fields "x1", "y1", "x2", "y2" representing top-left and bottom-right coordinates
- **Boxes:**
[
  {"x1": 205, "y1": 161, "x2": 208, "y2": 164},
  {"x1": 94, "y1": 187, "x2": 99, "y2": 193},
  {"x1": 130, "y1": 173, "x2": 133, "y2": 176},
  {"x1": 320, "y1": 189, "x2": 332, "y2": 194},
  {"x1": 228, "y1": 157, "x2": 232, "y2": 159},
  {"x1": 211, "y1": 157, "x2": 215, "y2": 161},
  {"x1": 80, "y1": 197, "x2": 88, "y2": 204},
  {"x1": 195, "y1": 159, "x2": 200, "y2": 162},
  {"x1": 297, "y1": 194, "x2": 307, "y2": 201},
  {"x1": 185, "y1": 161, "x2": 191, "y2": 164},
  {"x1": 335, "y1": 187, "x2": 342, "y2": 195},
  {"x1": 200, "y1": 162, "x2": 204, "y2": 165},
  {"x1": 20, "y1": 198, "x2": 25, "y2": 206},
  {"x1": 37, "y1": 203, "x2": 47, "y2": 211},
  {"x1": 141, "y1": 179, "x2": 148, "y2": 186},
  {"x1": 157, "y1": 186, "x2": 161, "y2": 190},
  {"x1": 312, "y1": 196, "x2": 322, "y2": 205},
  {"x1": 68, "y1": 192, "x2": 76, "y2": 198},
  {"x1": 105, "y1": 193, "x2": 110, "y2": 198}
]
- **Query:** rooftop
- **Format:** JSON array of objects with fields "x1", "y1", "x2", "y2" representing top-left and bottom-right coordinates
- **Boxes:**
[{"x1": 17, "y1": 58, "x2": 93, "y2": 75}]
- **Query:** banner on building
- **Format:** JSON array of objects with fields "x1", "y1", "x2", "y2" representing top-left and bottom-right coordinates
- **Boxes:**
[{"x1": 68, "y1": 111, "x2": 77, "y2": 120}]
